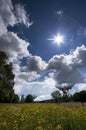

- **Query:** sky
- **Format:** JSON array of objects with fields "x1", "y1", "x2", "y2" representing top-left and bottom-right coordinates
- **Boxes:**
[{"x1": 0, "y1": 0, "x2": 86, "y2": 101}]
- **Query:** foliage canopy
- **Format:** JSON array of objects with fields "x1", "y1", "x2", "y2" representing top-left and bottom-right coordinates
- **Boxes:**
[{"x1": 0, "y1": 51, "x2": 19, "y2": 103}]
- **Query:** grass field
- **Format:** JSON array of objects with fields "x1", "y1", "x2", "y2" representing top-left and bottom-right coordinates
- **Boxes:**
[{"x1": 0, "y1": 103, "x2": 86, "y2": 130}]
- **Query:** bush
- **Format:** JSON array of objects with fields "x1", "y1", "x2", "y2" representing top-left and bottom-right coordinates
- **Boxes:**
[{"x1": 25, "y1": 94, "x2": 34, "y2": 103}]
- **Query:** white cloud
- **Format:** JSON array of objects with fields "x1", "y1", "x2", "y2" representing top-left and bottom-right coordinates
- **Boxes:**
[
  {"x1": 47, "y1": 45, "x2": 86, "y2": 83},
  {"x1": 0, "y1": 32, "x2": 30, "y2": 62},
  {"x1": 13, "y1": 62, "x2": 41, "y2": 84},
  {"x1": 16, "y1": 71, "x2": 41, "y2": 82}
]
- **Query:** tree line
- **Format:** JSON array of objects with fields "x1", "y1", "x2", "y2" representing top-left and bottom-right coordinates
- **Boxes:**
[{"x1": 51, "y1": 90, "x2": 86, "y2": 105}]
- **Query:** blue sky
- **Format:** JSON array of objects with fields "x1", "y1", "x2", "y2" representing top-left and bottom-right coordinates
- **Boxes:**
[
  {"x1": 13, "y1": 0, "x2": 86, "y2": 60},
  {"x1": 0, "y1": 0, "x2": 86, "y2": 101}
]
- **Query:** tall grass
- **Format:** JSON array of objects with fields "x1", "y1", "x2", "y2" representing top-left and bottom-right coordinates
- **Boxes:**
[{"x1": 0, "y1": 103, "x2": 86, "y2": 130}]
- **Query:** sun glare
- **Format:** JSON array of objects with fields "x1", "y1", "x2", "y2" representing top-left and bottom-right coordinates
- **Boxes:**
[{"x1": 48, "y1": 34, "x2": 64, "y2": 46}]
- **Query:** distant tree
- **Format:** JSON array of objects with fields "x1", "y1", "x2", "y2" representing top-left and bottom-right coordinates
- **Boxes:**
[
  {"x1": 21, "y1": 95, "x2": 25, "y2": 103},
  {"x1": 0, "y1": 51, "x2": 19, "y2": 103},
  {"x1": 51, "y1": 90, "x2": 61, "y2": 103},
  {"x1": 72, "y1": 92, "x2": 80, "y2": 101},
  {"x1": 56, "y1": 82, "x2": 74, "y2": 102},
  {"x1": 25, "y1": 94, "x2": 34, "y2": 103},
  {"x1": 72, "y1": 90, "x2": 86, "y2": 106}
]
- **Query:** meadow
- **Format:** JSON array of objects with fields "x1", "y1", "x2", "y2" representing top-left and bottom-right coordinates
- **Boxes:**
[{"x1": 0, "y1": 103, "x2": 86, "y2": 130}]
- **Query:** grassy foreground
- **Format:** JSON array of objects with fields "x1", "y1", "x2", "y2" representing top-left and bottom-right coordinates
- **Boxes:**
[{"x1": 0, "y1": 103, "x2": 86, "y2": 130}]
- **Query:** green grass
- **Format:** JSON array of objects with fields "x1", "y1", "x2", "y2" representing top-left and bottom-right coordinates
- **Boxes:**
[{"x1": 0, "y1": 103, "x2": 86, "y2": 130}]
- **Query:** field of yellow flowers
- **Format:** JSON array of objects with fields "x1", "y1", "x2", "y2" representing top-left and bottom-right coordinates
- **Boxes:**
[{"x1": 0, "y1": 103, "x2": 86, "y2": 130}]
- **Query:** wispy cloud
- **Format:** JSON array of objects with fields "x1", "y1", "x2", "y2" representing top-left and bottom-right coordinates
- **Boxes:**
[{"x1": 14, "y1": 4, "x2": 33, "y2": 27}]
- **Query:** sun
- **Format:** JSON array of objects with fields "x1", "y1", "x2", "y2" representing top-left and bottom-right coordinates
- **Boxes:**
[
  {"x1": 48, "y1": 34, "x2": 64, "y2": 46},
  {"x1": 53, "y1": 34, "x2": 64, "y2": 44}
]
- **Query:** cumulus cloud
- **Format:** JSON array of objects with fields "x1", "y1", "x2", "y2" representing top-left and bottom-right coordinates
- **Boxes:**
[
  {"x1": 0, "y1": 32, "x2": 30, "y2": 62},
  {"x1": 27, "y1": 56, "x2": 47, "y2": 72},
  {"x1": 13, "y1": 62, "x2": 41, "y2": 83},
  {"x1": 47, "y1": 45, "x2": 86, "y2": 83},
  {"x1": 16, "y1": 71, "x2": 41, "y2": 82}
]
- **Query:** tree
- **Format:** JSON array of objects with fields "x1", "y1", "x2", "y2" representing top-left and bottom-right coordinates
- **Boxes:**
[
  {"x1": 51, "y1": 90, "x2": 61, "y2": 103},
  {"x1": 12, "y1": 94, "x2": 19, "y2": 103},
  {"x1": 21, "y1": 95, "x2": 25, "y2": 103},
  {"x1": 0, "y1": 51, "x2": 19, "y2": 103},
  {"x1": 25, "y1": 94, "x2": 34, "y2": 103},
  {"x1": 72, "y1": 90, "x2": 86, "y2": 106},
  {"x1": 56, "y1": 82, "x2": 74, "y2": 102}
]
